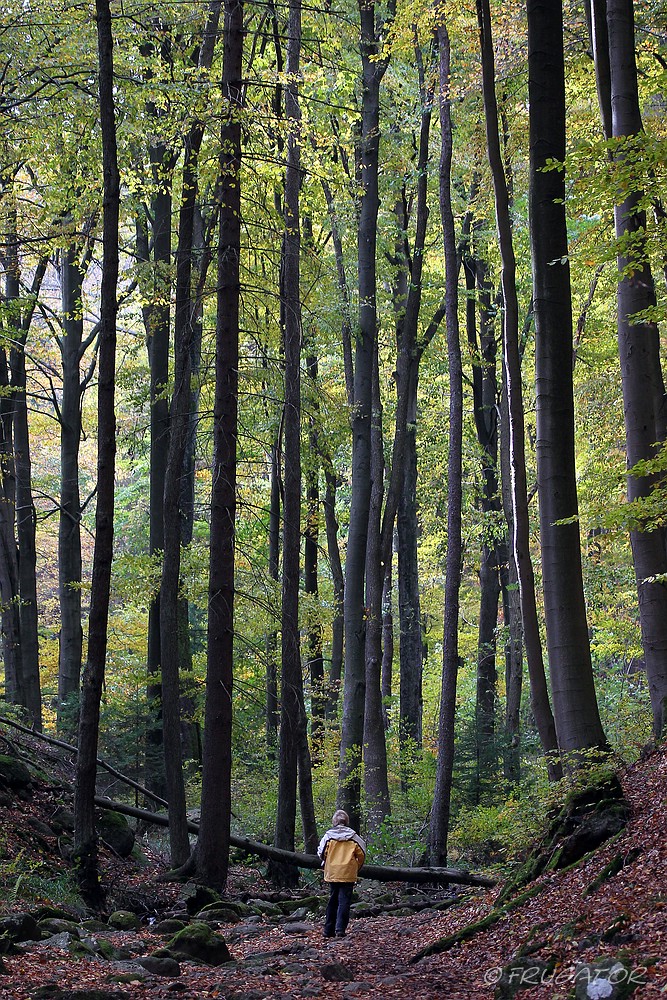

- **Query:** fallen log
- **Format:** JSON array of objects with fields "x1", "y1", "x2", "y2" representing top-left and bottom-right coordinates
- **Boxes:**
[{"x1": 95, "y1": 795, "x2": 496, "y2": 888}]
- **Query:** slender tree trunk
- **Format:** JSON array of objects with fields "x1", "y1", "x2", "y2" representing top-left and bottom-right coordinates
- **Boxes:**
[
  {"x1": 339, "y1": 0, "x2": 389, "y2": 829},
  {"x1": 465, "y1": 253, "x2": 500, "y2": 799},
  {"x1": 304, "y1": 349, "x2": 325, "y2": 750},
  {"x1": 527, "y1": 0, "x2": 606, "y2": 754},
  {"x1": 381, "y1": 561, "x2": 393, "y2": 729},
  {"x1": 2, "y1": 204, "x2": 42, "y2": 730},
  {"x1": 195, "y1": 0, "x2": 242, "y2": 889},
  {"x1": 500, "y1": 383, "x2": 522, "y2": 783},
  {"x1": 429, "y1": 21, "x2": 463, "y2": 866},
  {"x1": 363, "y1": 347, "x2": 390, "y2": 831},
  {"x1": 144, "y1": 143, "x2": 173, "y2": 798},
  {"x1": 605, "y1": 0, "x2": 667, "y2": 738},
  {"x1": 476, "y1": 0, "x2": 561, "y2": 775},
  {"x1": 266, "y1": 437, "x2": 280, "y2": 752},
  {"x1": 323, "y1": 462, "x2": 344, "y2": 718},
  {"x1": 58, "y1": 245, "x2": 84, "y2": 731},
  {"x1": 395, "y1": 43, "x2": 436, "y2": 760},
  {"x1": 73, "y1": 0, "x2": 119, "y2": 902},
  {"x1": 398, "y1": 380, "x2": 423, "y2": 751},
  {"x1": 10, "y1": 323, "x2": 42, "y2": 732},
  {"x1": 0, "y1": 337, "x2": 21, "y2": 709},
  {"x1": 158, "y1": 2, "x2": 222, "y2": 867},
  {"x1": 275, "y1": 0, "x2": 315, "y2": 881}
]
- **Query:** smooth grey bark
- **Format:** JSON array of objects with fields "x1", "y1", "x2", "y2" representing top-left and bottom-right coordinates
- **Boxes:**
[
  {"x1": 141, "y1": 138, "x2": 173, "y2": 798},
  {"x1": 304, "y1": 346, "x2": 325, "y2": 749},
  {"x1": 73, "y1": 0, "x2": 119, "y2": 903},
  {"x1": 0, "y1": 334, "x2": 22, "y2": 709},
  {"x1": 338, "y1": 0, "x2": 391, "y2": 830},
  {"x1": 429, "y1": 21, "x2": 463, "y2": 867},
  {"x1": 0, "y1": 206, "x2": 43, "y2": 730},
  {"x1": 527, "y1": 0, "x2": 606, "y2": 753},
  {"x1": 604, "y1": 0, "x2": 667, "y2": 738},
  {"x1": 475, "y1": 0, "x2": 561, "y2": 776},
  {"x1": 158, "y1": 2, "x2": 222, "y2": 867},
  {"x1": 381, "y1": 560, "x2": 393, "y2": 730},
  {"x1": 394, "y1": 42, "x2": 442, "y2": 760},
  {"x1": 275, "y1": 0, "x2": 310, "y2": 881},
  {"x1": 57, "y1": 244, "x2": 85, "y2": 729},
  {"x1": 363, "y1": 345, "x2": 391, "y2": 831},
  {"x1": 9, "y1": 279, "x2": 43, "y2": 733},
  {"x1": 323, "y1": 460, "x2": 344, "y2": 718},
  {"x1": 265, "y1": 436, "x2": 280, "y2": 751},
  {"x1": 465, "y1": 253, "x2": 500, "y2": 797},
  {"x1": 194, "y1": 0, "x2": 242, "y2": 890}
]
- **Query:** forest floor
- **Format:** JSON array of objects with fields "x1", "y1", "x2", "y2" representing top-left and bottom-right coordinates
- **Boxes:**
[{"x1": 0, "y1": 738, "x2": 666, "y2": 999}]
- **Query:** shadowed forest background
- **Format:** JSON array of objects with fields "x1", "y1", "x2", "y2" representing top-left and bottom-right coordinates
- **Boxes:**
[{"x1": 0, "y1": 0, "x2": 666, "y2": 899}]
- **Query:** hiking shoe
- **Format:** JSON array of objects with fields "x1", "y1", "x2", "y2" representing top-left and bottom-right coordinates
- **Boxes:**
[{"x1": 335, "y1": 931, "x2": 345, "y2": 938}]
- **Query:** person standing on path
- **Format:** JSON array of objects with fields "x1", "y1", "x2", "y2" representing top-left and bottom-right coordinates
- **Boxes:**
[{"x1": 317, "y1": 809, "x2": 366, "y2": 938}]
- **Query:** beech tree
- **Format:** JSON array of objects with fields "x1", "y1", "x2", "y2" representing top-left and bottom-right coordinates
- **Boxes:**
[
  {"x1": 73, "y1": 0, "x2": 120, "y2": 901},
  {"x1": 527, "y1": 0, "x2": 606, "y2": 754},
  {"x1": 598, "y1": 0, "x2": 667, "y2": 739}
]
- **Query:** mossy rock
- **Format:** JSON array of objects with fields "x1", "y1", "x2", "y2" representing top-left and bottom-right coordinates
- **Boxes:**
[
  {"x1": 95, "y1": 939, "x2": 130, "y2": 961},
  {"x1": 179, "y1": 882, "x2": 221, "y2": 915},
  {"x1": 196, "y1": 907, "x2": 242, "y2": 924},
  {"x1": 152, "y1": 921, "x2": 232, "y2": 966},
  {"x1": 95, "y1": 811, "x2": 135, "y2": 858},
  {"x1": 38, "y1": 918, "x2": 83, "y2": 937},
  {"x1": 107, "y1": 910, "x2": 139, "y2": 931},
  {"x1": 497, "y1": 771, "x2": 629, "y2": 905},
  {"x1": 0, "y1": 754, "x2": 32, "y2": 789},
  {"x1": 573, "y1": 957, "x2": 645, "y2": 999}
]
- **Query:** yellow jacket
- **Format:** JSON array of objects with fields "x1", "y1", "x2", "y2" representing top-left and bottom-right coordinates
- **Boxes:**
[{"x1": 318, "y1": 826, "x2": 366, "y2": 883}]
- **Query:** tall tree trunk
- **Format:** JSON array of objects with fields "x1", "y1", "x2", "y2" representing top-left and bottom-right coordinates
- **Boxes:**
[
  {"x1": 266, "y1": 436, "x2": 280, "y2": 752},
  {"x1": 527, "y1": 0, "x2": 606, "y2": 753},
  {"x1": 195, "y1": 0, "x2": 242, "y2": 889},
  {"x1": 1, "y1": 202, "x2": 42, "y2": 730},
  {"x1": 323, "y1": 461, "x2": 344, "y2": 719},
  {"x1": 475, "y1": 0, "x2": 561, "y2": 775},
  {"x1": 144, "y1": 142, "x2": 173, "y2": 799},
  {"x1": 381, "y1": 560, "x2": 393, "y2": 730},
  {"x1": 304, "y1": 348, "x2": 325, "y2": 751},
  {"x1": 73, "y1": 0, "x2": 119, "y2": 902},
  {"x1": 465, "y1": 253, "x2": 500, "y2": 799},
  {"x1": 604, "y1": 0, "x2": 667, "y2": 738},
  {"x1": 363, "y1": 347, "x2": 390, "y2": 831},
  {"x1": 395, "y1": 42, "x2": 437, "y2": 760},
  {"x1": 339, "y1": 0, "x2": 390, "y2": 829},
  {"x1": 10, "y1": 307, "x2": 42, "y2": 733},
  {"x1": 158, "y1": 2, "x2": 222, "y2": 867},
  {"x1": 275, "y1": 0, "x2": 314, "y2": 881},
  {"x1": 500, "y1": 382, "x2": 522, "y2": 783},
  {"x1": 57, "y1": 244, "x2": 85, "y2": 732},
  {"x1": 0, "y1": 337, "x2": 21, "y2": 710},
  {"x1": 429, "y1": 21, "x2": 463, "y2": 866}
]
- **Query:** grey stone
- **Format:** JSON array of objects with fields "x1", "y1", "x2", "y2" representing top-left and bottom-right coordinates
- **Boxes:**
[
  {"x1": 136, "y1": 955, "x2": 182, "y2": 977},
  {"x1": 321, "y1": 962, "x2": 355, "y2": 982}
]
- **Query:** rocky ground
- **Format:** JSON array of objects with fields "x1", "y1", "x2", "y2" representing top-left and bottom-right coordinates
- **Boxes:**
[{"x1": 0, "y1": 723, "x2": 666, "y2": 1000}]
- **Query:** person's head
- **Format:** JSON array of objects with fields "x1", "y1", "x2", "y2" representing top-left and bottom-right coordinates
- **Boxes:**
[{"x1": 332, "y1": 809, "x2": 349, "y2": 827}]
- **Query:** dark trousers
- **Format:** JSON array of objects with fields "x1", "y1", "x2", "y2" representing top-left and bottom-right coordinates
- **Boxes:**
[{"x1": 324, "y1": 881, "x2": 354, "y2": 936}]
